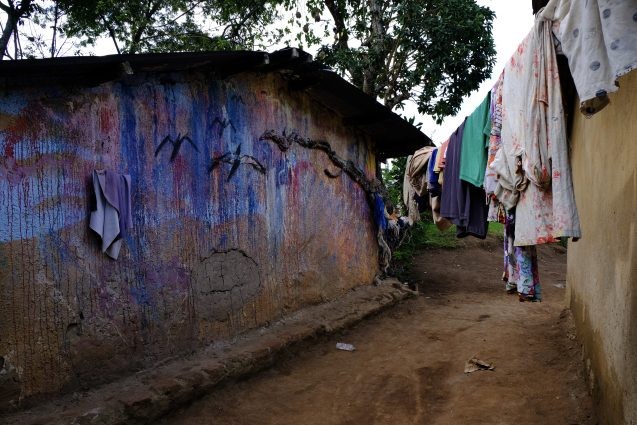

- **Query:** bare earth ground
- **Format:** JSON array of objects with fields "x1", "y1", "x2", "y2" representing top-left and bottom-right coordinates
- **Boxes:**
[{"x1": 159, "y1": 238, "x2": 596, "y2": 425}]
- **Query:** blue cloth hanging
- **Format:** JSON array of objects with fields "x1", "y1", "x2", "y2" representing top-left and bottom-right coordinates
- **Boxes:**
[{"x1": 373, "y1": 193, "x2": 388, "y2": 231}]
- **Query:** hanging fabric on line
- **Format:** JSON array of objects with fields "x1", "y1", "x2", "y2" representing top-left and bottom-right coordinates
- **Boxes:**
[
  {"x1": 541, "y1": 0, "x2": 637, "y2": 115},
  {"x1": 396, "y1": 1, "x2": 637, "y2": 301},
  {"x1": 440, "y1": 119, "x2": 490, "y2": 239},
  {"x1": 496, "y1": 14, "x2": 581, "y2": 246},
  {"x1": 484, "y1": 71, "x2": 504, "y2": 198},
  {"x1": 459, "y1": 92, "x2": 491, "y2": 188},
  {"x1": 406, "y1": 146, "x2": 436, "y2": 197},
  {"x1": 503, "y1": 208, "x2": 542, "y2": 302}
]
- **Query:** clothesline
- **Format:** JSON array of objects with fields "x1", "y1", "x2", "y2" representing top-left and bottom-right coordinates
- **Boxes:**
[{"x1": 400, "y1": 1, "x2": 637, "y2": 302}]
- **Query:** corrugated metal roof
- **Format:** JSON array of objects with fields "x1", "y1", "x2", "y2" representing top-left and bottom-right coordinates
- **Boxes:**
[{"x1": 0, "y1": 48, "x2": 431, "y2": 158}]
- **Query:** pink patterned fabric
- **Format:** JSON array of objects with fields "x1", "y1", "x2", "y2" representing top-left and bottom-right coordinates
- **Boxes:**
[
  {"x1": 499, "y1": 16, "x2": 581, "y2": 246},
  {"x1": 484, "y1": 71, "x2": 504, "y2": 196}
]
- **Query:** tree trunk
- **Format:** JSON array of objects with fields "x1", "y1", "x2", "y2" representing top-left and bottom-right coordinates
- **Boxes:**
[
  {"x1": 362, "y1": 0, "x2": 384, "y2": 97},
  {"x1": 0, "y1": 0, "x2": 32, "y2": 59},
  {"x1": 0, "y1": 12, "x2": 17, "y2": 57},
  {"x1": 324, "y1": 0, "x2": 348, "y2": 50},
  {"x1": 50, "y1": 2, "x2": 60, "y2": 57}
]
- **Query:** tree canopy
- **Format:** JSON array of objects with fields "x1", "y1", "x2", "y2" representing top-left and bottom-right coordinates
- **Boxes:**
[
  {"x1": 303, "y1": 0, "x2": 496, "y2": 122},
  {"x1": 1, "y1": 0, "x2": 496, "y2": 123},
  {"x1": 57, "y1": 0, "x2": 282, "y2": 54}
]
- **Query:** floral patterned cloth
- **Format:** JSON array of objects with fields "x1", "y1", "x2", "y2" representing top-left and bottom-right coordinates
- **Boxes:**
[
  {"x1": 503, "y1": 208, "x2": 541, "y2": 300},
  {"x1": 484, "y1": 71, "x2": 504, "y2": 196},
  {"x1": 499, "y1": 15, "x2": 581, "y2": 246}
]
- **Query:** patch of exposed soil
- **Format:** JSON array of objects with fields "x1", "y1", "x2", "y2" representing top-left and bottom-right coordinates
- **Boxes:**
[{"x1": 160, "y1": 238, "x2": 595, "y2": 425}]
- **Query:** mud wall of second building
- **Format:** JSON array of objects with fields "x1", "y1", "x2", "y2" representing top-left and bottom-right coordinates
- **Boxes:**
[
  {"x1": 0, "y1": 71, "x2": 378, "y2": 407},
  {"x1": 567, "y1": 71, "x2": 637, "y2": 425}
]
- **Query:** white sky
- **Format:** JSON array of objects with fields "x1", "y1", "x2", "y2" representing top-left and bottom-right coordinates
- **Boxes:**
[{"x1": 414, "y1": 1, "x2": 535, "y2": 144}]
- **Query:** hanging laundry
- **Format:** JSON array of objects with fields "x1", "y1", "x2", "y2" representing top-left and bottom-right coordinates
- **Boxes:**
[
  {"x1": 503, "y1": 208, "x2": 542, "y2": 302},
  {"x1": 425, "y1": 148, "x2": 452, "y2": 231},
  {"x1": 459, "y1": 92, "x2": 491, "y2": 188},
  {"x1": 440, "y1": 121, "x2": 466, "y2": 223},
  {"x1": 403, "y1": 155, "x2": 420, "y2": 223},
  {"x1": 497, "y1": 15, "x2": 581, "y2": 246},
  {"x1": 406, "y1": 146, "x2": 436, "y2": 197},
  {"x1": 427, "y1": 148, "x2": 441, "y2": 196},
  {"x1": 434, "y1": 139, "x2": 449, "y2": 173},
  {"x1": 440, "y1": 119, "x2": 489, "y2": 239},
  {"x1": 541, "y1": 0, "x2": 637, "y2": 115},
  {"x1": 372, "y1": 192, "x2": 388, "y2": 232},
  {"x1": 89, "y1": 170, "x2": 133, "y2": 260},
  {"x1": 485, "y1": 72, "x2": 505, "y2": 223},
  {"x1": 430, "y1": 194, "x2": 452, "y2": 232},
  {"x1": 484, "y1": 71, "x2": 504, "y2": 197},
  {"x1": 371, "y1": 192, "x2": 393, "y2": 274}
]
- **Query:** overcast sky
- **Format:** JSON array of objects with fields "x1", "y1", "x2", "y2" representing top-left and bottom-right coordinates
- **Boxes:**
[{"x1": 413, "y1": 0, "x2": 535, "y2": 144}]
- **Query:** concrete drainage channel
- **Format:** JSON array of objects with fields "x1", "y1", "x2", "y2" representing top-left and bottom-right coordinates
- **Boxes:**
[{"x1": 1, "y1": 280, "x2": 416, "y2": 425}]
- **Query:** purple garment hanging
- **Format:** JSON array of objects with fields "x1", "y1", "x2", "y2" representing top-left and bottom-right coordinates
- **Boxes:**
[{"x1": 440, "y1": 119, "x2": 489, "y2": 239}]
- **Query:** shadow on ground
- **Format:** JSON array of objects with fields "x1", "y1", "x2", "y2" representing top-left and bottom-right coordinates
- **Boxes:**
[{"x1": 160, "y1": 238, "x2": 595, "y2": 425}]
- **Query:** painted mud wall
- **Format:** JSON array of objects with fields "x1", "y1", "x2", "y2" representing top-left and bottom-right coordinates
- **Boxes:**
[
  {"x1": 0, "y1": 69, "x2": 379, "y2": 408},
  {"x1": 567, "y1": 70, "x2": 637, "y2": 425}
]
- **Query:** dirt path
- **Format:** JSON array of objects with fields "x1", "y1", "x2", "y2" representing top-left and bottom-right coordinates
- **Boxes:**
[{"x1": 160, "y1": 238, "x2": 595, "y2": 425}]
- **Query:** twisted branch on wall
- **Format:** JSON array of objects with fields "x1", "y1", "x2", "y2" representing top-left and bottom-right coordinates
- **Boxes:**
[
  {"x1": 259, "y1": 130, "x2": 391, "y2": 274},
  {"x1": 323, "y1": 168, "x2": 342, "y2": 178},
  {"x1": 259, "y1": 130, "x2": 383, "y2": 196}
]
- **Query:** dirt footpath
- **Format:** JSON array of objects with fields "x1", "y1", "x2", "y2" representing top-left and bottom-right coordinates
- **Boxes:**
[{"x1": 160, "y1": 238, "x2": 595, "y2": 425}]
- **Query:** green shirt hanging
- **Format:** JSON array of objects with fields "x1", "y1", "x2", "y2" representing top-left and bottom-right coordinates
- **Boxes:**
[{"x1": 459, "y1": 92, "x2": 491, "y2": 187}]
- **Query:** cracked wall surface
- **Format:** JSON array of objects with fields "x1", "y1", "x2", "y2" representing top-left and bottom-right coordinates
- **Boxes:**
[
  {"x1": 192, "y1": 249, "x2": 262, "y2": 322},
  {"x1": 0, "y1": 71, "x2": 378, "y2": 409}
]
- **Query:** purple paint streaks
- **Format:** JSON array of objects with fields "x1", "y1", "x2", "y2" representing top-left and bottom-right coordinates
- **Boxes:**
[{"x1": 0, "y1": 70, "x2": 378, "y2": 404}]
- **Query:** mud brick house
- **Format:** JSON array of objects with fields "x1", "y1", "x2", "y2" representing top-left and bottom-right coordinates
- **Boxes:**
[
  {"x1": 566, "y1": 70, "x2": 637, "y2": 424},
  {"x1": 0, "y1": 48, "x2": 430, "y2": 408}
]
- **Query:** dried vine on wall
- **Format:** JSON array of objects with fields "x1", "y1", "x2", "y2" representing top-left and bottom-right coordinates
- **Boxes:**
[
  {"x1": 259, "y1": 130, "x2": 384, "y2": 196},
  {"x1": 260, "y1": 130, "x2": 392, "y2": 274}
]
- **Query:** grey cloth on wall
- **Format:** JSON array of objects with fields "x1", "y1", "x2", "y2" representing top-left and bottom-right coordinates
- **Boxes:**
[{"x1": 89, "y1": 170, "x2": 133, "y2": 260}]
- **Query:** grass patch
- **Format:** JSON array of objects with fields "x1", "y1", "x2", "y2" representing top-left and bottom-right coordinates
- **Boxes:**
[
  {"x1": 389, "y1": 219, "x2": 457, "y2": 281},
  {"x1": 392, "y1": 220, "x2": 458, "y2": 263},
  {"x1": 488, "y1": 221, "x2": 504, "y2": 239},
  {"x1": 390, "y1": 218, "x2": 504, "y2": 280}
]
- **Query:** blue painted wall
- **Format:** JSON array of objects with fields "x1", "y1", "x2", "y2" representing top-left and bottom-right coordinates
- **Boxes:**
[{"x1": 0, "y1": 70, "x2": 378, "y2": 406}]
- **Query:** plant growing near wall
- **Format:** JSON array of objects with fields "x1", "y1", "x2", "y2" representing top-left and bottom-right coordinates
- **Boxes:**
[{"x1": 381, "y1": 156, "x2": 407, "y2": 214}]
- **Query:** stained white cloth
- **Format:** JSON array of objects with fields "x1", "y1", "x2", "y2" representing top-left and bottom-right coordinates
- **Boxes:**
[
  {"x1": 89, "y1": 170, "x2": 132, "y2": 260},
  {"x1": 402, "y1": 155, "x2": 420, "y2": 223},
  {"x1": 490, "y1": 148, "x2": 527, "y2": 211},
  {"x1": 541, "y1": 0, "x2": 637, "y2": 115},
  {"x1": 497, "y1": 16, "x2": 581, "y2": 246},
  {"x1": 406, "y1": 146, "x2": 436, "y2": 197},
  {"x1": 484, "y1": 72, "x2": 504, "y2": 196}
]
